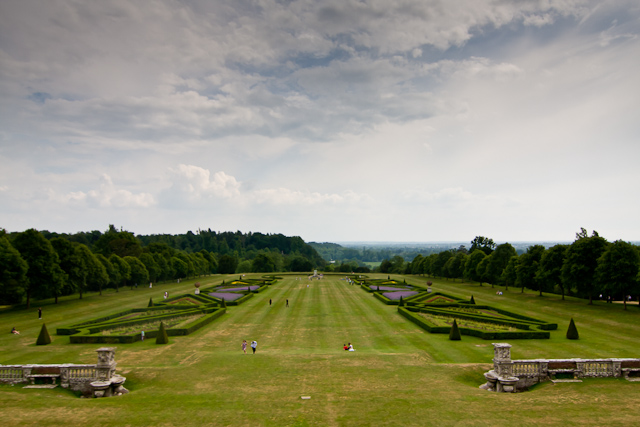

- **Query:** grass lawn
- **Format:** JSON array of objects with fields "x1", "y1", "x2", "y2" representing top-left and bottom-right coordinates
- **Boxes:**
[{"x1": 1, "y1": 274, "x2": 639, "y2": 426}]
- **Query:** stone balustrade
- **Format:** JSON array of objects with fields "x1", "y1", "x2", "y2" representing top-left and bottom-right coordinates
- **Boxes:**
[
  {"x1": 0, "y1": 347, "x2": 127, "y2": 398},
  {"x1": 481, "y1": 343, "x2": 640, "y2": 392}
]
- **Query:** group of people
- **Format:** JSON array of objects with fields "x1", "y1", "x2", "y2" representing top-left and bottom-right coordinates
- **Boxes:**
[
  {"x1": 343, "y1": 342, "x2": 355, "y2": 351},
  {"x1": 242, "y1": 340, "x2": 258, "y2": 354}
]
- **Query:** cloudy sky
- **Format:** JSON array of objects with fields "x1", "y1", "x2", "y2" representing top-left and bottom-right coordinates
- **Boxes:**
[{"x1": 1, "y1": 0, "x2": 638, "y2": 243}]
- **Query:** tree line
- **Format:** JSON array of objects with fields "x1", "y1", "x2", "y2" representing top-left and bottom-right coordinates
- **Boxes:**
[
  {"x1": 380, "y1": 230, "x2": 640, "y2": 309},
  {"x1": 0, "y1": 226, "x2": 325, "y2": 307}
]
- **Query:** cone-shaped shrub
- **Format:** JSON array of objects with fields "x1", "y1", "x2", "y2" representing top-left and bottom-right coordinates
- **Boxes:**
[
  {"x1": 470, "y1": 295, "x2": 475, "y2": 305},
  {"x1": 36, "y1": 323, "x2": 52, "y2": 345},
  {"x1": 156, "y1": 322, "x2": 169, "y2": 344},
  {"x1": 399, "y1": 296, "x2": 404, "y2": 307},
  {"x1": 387, "y1": 275, "x2": 390, "y2": 280},
  {"x1": 376, "y1": 286, "x2": 380, "y2": 291},
  {"x1": 566, "y1": 318, "x2": 579, "y2": 340},
  {"x1": 221, "y1": 298, "x2": 227, "y2": 308},
  {"x1": 449, "y1": 319, "x2": 461, "y2": 341},
  {"x1": 148, "y1": 297, "x2": 153, "y2": 307}
]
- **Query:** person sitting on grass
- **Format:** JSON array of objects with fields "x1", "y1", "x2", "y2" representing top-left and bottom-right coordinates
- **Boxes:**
[
  {"x1": 11, "y1": 327, "x2": 20, "y2": 335},
  {"x1": 343, "y1": 343, "x2": 349, "y2": 351},
  {"x1": 348, "y1": 343, "x2": 355, "y2": 351}
]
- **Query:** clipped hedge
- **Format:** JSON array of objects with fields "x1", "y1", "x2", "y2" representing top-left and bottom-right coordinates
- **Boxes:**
[
  {"x1": 68, "y1": 308, "x2": 226, "y2": 344},
  {"x1": 398, "y1": 307, "x2": 551, "y2": 340}
]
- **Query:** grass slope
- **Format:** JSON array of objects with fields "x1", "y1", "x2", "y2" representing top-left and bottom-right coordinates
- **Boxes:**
[{"x1": 1, "y1": 274, "x2": 639, "y2": 426}]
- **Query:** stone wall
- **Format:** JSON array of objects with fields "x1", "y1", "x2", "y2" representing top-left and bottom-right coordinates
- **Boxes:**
[
  {"x1": 0, "y1": 347, "x2": 127, "y2": 397},
  {"x1": 480, "y1": 343, "x2": 640, "y2": 392}
]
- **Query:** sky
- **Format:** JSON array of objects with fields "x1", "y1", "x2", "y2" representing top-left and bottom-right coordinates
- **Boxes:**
[{"x1": 1, "y1": 0, "x2": 639, "y2": 244}]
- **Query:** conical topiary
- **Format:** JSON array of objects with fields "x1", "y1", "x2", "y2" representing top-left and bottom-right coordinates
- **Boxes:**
[
  {"x1": 36, "y1": 323, "x2": 52, "y2": 345},
  {"x1": 156, "y1": 322, "x2": 169, "y2": 344},
  {"x1": 148, "y1": 297, "x2": 154, "y2": 307},
  {"x1": 221, "y1": 298, "x2": 227, "y2": 308},
  {"x1": 566, "y1": 318, "x2": 579, "y2": 340},
  {"x1": 449, "y1": 319, "x2": 461, "y2": 341},
  {"x1": 399, "y1": 296, "x2": 404, "y2": 307},
  {"x1": 470, "y1": 295, "x2": 475, "y2": 305}
]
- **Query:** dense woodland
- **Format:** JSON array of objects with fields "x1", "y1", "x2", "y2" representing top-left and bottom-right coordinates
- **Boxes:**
[
  {"x1": 0, "y1": 226, "x2": 325, "y2": 307},
  {"x1": 1, "y1": 227, "x2": 639, "y2": 309}
]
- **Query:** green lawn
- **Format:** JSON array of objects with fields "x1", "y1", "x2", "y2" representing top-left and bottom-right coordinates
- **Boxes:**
[{"x1": 1, "y1": 274, "x2": 639, "y2": 426}]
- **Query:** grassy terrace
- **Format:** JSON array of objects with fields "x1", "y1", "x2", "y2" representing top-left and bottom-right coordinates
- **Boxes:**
[{"x1": 1, "y1": 274, "x2": 639, "y2": 426}]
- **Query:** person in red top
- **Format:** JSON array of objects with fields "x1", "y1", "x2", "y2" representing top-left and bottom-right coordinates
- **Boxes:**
[{"x1": 343, "y1": 344, "x2": 349, "y2": 350}]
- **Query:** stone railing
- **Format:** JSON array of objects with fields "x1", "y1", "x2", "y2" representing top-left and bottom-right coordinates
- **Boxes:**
[
  {"x1": 0, "y1": 347, "x2": 127, "y2": 398},
  {"x1": 480, "y1": 343, "x2": 640, "y2": 393}
]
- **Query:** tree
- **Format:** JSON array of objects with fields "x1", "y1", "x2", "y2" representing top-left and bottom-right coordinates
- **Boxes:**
[
  {"x1": 109, "y1": 254, "x2": 130, "y2": 292},
  {"x1": 139, "y1": 253, "x2": 160, "y2": 283},
  {"x1": 0, "y1": 236, "x2": 28, "y2": 305},
  {"x1": 94, "y1": 225, "x2": 142, "y2": 258},
  {"x1": 12, "y1": 229, "x2": 66, "y2": 309},
  {"x1": 566, "y1": 318, "x2": 579, "y2": 340},
  {"x1": 595, "y1": 240, "x2": 640, "y2": 310},
  {"x1": 500, "y1": 256, "x2": 519, "y2": 291},
  {"x1": 95, "y1": 254, "x2": 116, "y2": 292},
  {"x1": 76, "y1": 244, "x2": 108, "y2": 297},
  {"x1": 288, "y1": 256, "x2": 313, "y2": 272},
  {"x1": 469, "y1": 236, "x2": 496, "y2": 255},
  {"x1": 217, "y1": 254, "x2": 238, "y2": 274},
  {"x1": 124, "y1": 256, "x2": 149, "y2": 288},
  {"x1": 476, "y1": 256, "x2": 491, "y2": 286},
  {"x1": 486, "y1": 243, "x2": 517, "y2": 286},
  {"x1": 432, "y1": 251, "x2": 453, "y2": 277},
  {"x1": 171, "y1": 257, "x2": 189, "y2": 279},
  {"x1": 536, "y1": 244, "x2": 568, "y2": 299},
  {"x1": 464, "y1": 250, "x2": 486, "y2": 282},
  {"x1": 36, "y1": 323, "x2": 52, "y2": 345},
  {"x1": 449, "y1": 319, "x2": 461, "y2": 340},
  {"x1": 50, "y1": 237, "x2": 86, "y2": 302},
  {"x1": 156, "y1": 321, "x2": 169, "y2": 344},
  {"x1": 252, "y1": 253, "x2": 276, "y2": 273},
  {"x1": 562, "y1": 230, "x2": 609, "y2": 304},
  {"x1": 516, "y1": 245, "x2": 545, "y2": 294},
  {"x1": 445, "y1": 252, "x2": 467, "y2": 280},
  {"x1": 379, "y1": 259, "x2": 393, "y2": 274}
]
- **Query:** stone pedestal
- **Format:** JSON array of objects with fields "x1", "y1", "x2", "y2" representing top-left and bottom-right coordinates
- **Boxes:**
[{"x1": 90, "y1": 380, "x2": 112, "y2": 398}]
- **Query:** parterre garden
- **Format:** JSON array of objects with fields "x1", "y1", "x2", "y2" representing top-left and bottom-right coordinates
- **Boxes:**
[{"x1": 1, "y1": 273, "x2": 639, "y2": 426}]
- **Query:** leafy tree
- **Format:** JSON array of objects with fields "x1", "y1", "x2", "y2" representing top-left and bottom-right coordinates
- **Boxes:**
[
  {"x1": 445, "y1": 252, "x2": 467, "y2": 280},
  {"x1": 12, "y1": 229, "x2": 66, "y2": 308},
  {"x1": 595, "y1": 240, "x2": 640, "y2": 310},
  {"x1": 486, "y1": 243, "x2": 517, "y2": 286},
  {"x1": 124, "y1": 256, "x2": 149, "y2": 288},
  {"x1": 469, "y1": 236, "x2": 496, "y2": 255},
  {"x1": 562, "y1": 229, "x2": 609, "y2": 304},
  {"x1": 432, "y1": 251, "x2": 453, "y2": 277},
  {"x1": 94, "y1": 225, "x2": 142, "y2": 258},
  {"x1": 50, "y1": 237, "x2": 86, "y2": 302},
  {"x1": 379, "y1": 259, "x2": 393, "y2": 274},
  {"x1": 174, "y1": 252, "x2": 196, "y2": 278},
  {"x1": 95, "y1": 254, "x2": 116, "y2": 292},
  {"x1": 153, "y1": 252, "x2": 174, "y2": 281},
  {"x1": 171, "y1": 257, "x2": 188, "y2": 279},
  {"x1": 288, "y1": 256, "x2": 313, "y2": 272},
  {"x1": 464, "y1": 250, "x2": 486, "y2": 282},
  {"x1": 516, "y1": 245, "x2": 545, "y2": 294},
  {"x1": 139, "y1": 253, "x2": 160, "y2": 283},
  {"x1": 0, "y1": 236, "x2": 29, "y2": 305},
  {"x1": 500, "y1": 256, "x2": 519, "y2": 291},
  {"x1": 76, "y1": 244, "x2": 108, "y2": 297},
  {"x1": 218, "y1": 254, "x2": 238, "y2": 274},
  {"x1": 252, "y1": 253, "x2": 276, "y2": 273},
  {"x1": 476, "y1": 256, "x2": 491, "y2": 286},
  {"x1": 109, "y1": 254, "x2": 130, "y2": 292},
  {"x1": 236, "y1": 260, "x2": 253, "y2": 273},
  {"x1": 536, "y1": 244, "x2": 568, "y2": 299}
]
